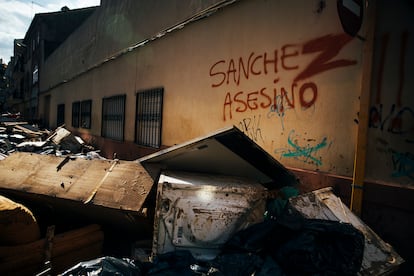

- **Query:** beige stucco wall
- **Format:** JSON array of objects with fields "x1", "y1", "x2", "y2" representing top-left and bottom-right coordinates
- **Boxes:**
[
  {"x1": 40, "y1": 0, "x2": 227, "y2": 90},
  {"x1": 41, "y1": 0, "x2": 369, "y2": 178},
  {"x1": 365, "y1": 0, "x2": 414, "y2": 186}
]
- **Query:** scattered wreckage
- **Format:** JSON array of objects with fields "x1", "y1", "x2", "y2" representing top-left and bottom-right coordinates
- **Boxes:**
[{"x1": 0, "y1": 122, "x2": 404, "y2": 275}]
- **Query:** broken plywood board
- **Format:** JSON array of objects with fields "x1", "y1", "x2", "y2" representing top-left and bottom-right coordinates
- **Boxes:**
[
  {"x1": 0, "y1": 152, "x2": 153, "y2": 212},
  {"x1": 288, "y1": 187, "x2": 404, "y2": 275}
]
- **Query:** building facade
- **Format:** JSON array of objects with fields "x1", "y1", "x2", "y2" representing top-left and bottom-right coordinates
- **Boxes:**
[
  {"x1": 13, "y1": 0, "x2": 414, "y2": 273},
  {"x1": 39, "y1": 0, "x2": 414, "y2": 184},
  {"x1": 9, "y1": 6, "x2": 97, "y2": 124}
]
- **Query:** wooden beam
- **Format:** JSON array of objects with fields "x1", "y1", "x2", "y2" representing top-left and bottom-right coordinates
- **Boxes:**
[
  {"x1": 0, "y1": 224, "x2": 103, "y2": 275},
  {"x1": 350, "y1": 1, "x2": 377, "y2": 216}
]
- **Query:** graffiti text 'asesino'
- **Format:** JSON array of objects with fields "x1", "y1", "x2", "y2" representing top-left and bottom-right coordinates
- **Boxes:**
[{"x1": 209, "y1": 33, "x2": 357, "y2": 121}]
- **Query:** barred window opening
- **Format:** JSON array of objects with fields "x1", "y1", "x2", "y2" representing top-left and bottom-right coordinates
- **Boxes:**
[
  {"x1": 72, "y1": 101, "x2": 80, "y2": 128},
  {"x1": 57, "y1": 104, "x2": 65, "y2": 127},
  {"x1": 135, "y1": 88, "x2": 163, "y2": 148},
  {"x1": 102, "y1": 95, "x2": 125, "y2": 141}
]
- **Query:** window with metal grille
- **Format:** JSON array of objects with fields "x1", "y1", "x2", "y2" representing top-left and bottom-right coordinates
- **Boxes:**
[
  {"x1": 135, "y1": 87, "x2": 163, "y2": 148},
  {"x1": 102, "y1": 95, "x2": 125, "y2": 141},
  {"x1": 72, "y1": 101, "x2": 80, "y2": 128},
  {"x1": 72, "y1": 100, "x2": 92, "y2": 129},
  {"x1": 57, "y1": 104, "x2": 65, "y2": 127},
  {"x1": 81, "y1": 100, "x2": 92, "y2": 129}
]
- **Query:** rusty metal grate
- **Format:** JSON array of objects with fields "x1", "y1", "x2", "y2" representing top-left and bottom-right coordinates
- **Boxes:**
[
  {"x1": 81, "y1": 100, "x2": 92, "y2": 129},
  {"x1": 57, "y1": 104, "x2": 65, "y2": 127},
  {"x1": 102, "y1": 95, "x2": 125, "y2": 141},
  {"x1": 72, "y1": 101, "x2": 80, "y2": 128},
  {"x1": 135, "y1": 87, "x2": 163, "y2": 148}
]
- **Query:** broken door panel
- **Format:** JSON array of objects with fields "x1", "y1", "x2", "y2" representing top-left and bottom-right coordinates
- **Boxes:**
[{"x1": 138, "y1": 126, "x2": 298, "y2": 189}]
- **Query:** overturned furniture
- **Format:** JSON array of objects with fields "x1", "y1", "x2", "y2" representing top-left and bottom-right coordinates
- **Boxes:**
[
  {"x1": 0, "y1": 126, "x2": 405, "y2": 275},
  {"x1": 153, "y1": 170, "x2": 268, "y2": 261},
  {"x1": 138, "y1": 126, "x2": 404, "y2": 275},
  {"x1": 138, "y1": 126, "x2": 299, "y2": 261},
  {"x1": 0, "y1": 152, "x2": 155, "y2": 274}
]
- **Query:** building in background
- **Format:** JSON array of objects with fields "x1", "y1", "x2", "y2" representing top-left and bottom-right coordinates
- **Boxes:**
[
  {"x1": 0, "y1": 59, "x2": 10, "y2": 112},
  {"x1": 8, "y1": 6, "x2": 97, "y2": 124}
]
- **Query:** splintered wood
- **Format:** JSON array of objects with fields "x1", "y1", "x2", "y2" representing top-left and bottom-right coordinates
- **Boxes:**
[{"x1": 0, "y1": 152, "x2": 154, "y2": 212}]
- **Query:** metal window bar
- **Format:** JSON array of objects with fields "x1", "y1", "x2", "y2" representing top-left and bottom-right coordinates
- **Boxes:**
[
  {"x1": 81, "y1": 100, "x2": 92, "y2": 129},
  {"x1": 72, "y1": 102, "x2": 80, "y2": 128},
  {"x1": 57, "y1": 104, "x2": 65, "y2": 127},
  {"x1": 102, "y1": 95, "x2": 125, "y2": 141},
  {"x1": 135, "y1": 88, "x2": 163, "y2": 148}
]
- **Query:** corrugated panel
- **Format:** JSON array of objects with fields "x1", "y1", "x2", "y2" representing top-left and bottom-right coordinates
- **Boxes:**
[{"x1": 0, "y1": 152, "x2": 154, "y2": 212}]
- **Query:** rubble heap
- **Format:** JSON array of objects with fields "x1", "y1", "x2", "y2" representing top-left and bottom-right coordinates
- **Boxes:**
[{"x1": 0, "y1": 116, "x2": 104, "y2": 160}]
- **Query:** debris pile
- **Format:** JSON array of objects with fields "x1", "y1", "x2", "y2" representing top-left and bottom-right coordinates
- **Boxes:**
[
  {"x1": 0, "y1": 116, "x2": 104, "y2": 160},
  {"x1": 0, "y1": 125, "x2": 405, "y2": 275},
  {"x1": 61, "y1": 187, "x2": 402, "y2": 275}
]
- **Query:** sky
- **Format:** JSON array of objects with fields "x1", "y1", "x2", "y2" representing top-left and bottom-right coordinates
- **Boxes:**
[{"x1": 0, "y1": 0, "x2": 100, "y2": 64}]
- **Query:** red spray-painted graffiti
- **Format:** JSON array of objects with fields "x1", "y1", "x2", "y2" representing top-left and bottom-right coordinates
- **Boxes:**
[
  {"x1": 222, "y1": 81, "x2": 318, "y2": 122},
  {"x1": 294, "y1": 34, "x2": 356, "y2": 82},
  {"x1": 369, "y1": 32, "x2": 413, "y2": 141},
  {"x1": 209, "y1": 33, "x2": 357, "y2": 121}
]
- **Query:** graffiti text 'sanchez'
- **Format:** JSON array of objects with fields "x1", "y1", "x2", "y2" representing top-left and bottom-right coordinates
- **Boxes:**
[{"x1": 209, "y1": 33, "x2": 357, "y2": 121}]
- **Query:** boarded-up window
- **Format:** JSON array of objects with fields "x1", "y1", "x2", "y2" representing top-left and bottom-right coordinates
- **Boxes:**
[
  {"x1": 72, "y1": 101, "x2": 80, "y2": 128},
  {"x1": 102, "y1": 95, "x2": 125, "y2": 141},
  {"x1": 135, "y1": 87, "x2": 163, "y2": 148},
  {"x1": 57, "y1": 104, "x2": 65, "y2": 127},
  {"x1": 81, "y1": 100, "x2": 92, "y2": 129}
]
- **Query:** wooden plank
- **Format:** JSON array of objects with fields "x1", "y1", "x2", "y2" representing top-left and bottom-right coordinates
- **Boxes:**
[
  {"x1": 93, "y1": 161, "x2": 154, "y2": 209},
  {"x1": 84, "y1": 159, "x2": 119, "y2": 204},
  {"x1": 350, "y1": 0, "x2": 377, "y2": 216},
  {"x1": 0, "y1": 224, "x2": 102, "y2": 259},
  {"x1": 52, "y1": 242, "x2": 104, "y2": 274},
  {"x1": 0, "y1": 224, "x2": 103, "y2": 275},
  {"x1": 0, "y1": 152, "x2": 154, "y2": 211}
]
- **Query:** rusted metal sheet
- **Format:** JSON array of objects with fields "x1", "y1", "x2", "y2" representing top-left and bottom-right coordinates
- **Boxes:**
[
  {"x1": 152, "y1": 170, "x2": 267, "y2": 260},
  {"x1": 289, "y1": 187, "x2": 404, "y2": 275},
  {"x1": 0, "y1": 152, "x2": 153, "y2": 212}
]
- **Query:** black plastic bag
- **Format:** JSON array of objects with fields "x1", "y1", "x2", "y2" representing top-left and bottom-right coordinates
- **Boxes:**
[
  {"x1": 223, "y1": 207, "x2": 364, "y2": 276},
  {"x1": 60, "y1": 256, "x2": 143, "y2": 276},
  {"x1": 275, "y1": 219, "x2": 365, "y2": 276}
]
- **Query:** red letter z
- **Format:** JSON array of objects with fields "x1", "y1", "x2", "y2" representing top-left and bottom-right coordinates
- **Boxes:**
[{"x1": 294, "y1": 33, "x2": 357, "y2": 82}]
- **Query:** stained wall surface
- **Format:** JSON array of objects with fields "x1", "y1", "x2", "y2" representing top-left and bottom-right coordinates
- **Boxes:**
[
  {"x1": 40, "y1": 0, "x2": 369, "y2": 179},
  {"x1": 365, "y1": 0, "x2": 414, "y2": 186}
]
